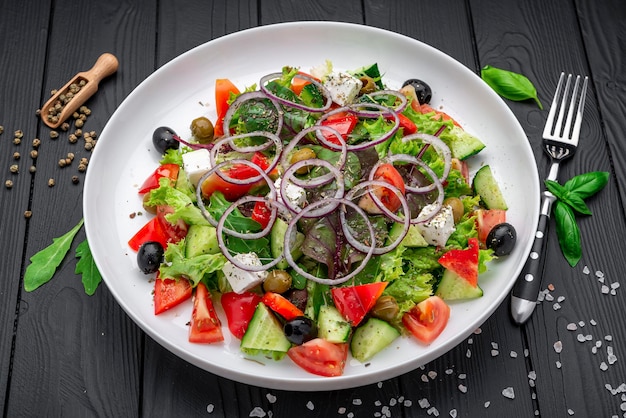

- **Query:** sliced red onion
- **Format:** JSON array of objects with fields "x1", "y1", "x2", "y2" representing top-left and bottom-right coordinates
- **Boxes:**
[
  {"x1": 284, "y1": 198, "x2": 375, "y2": 286},
  {"x1": 172, "y1": 134, "x2": 213, "y2": 150},
  {"x1": 314, "y1": 103, "x2": 400, "y2": 152},
  {"x1": 259, "y1": 72, "x2": 332, "y2": 113},
  {"x1": 222, "y1": 91, "x2": 284, "y2": 138},
  {"x1": 195, "y1": 159, "x2": 276, "y2": 228},
  {"x1": 342, "y1": 180, "x2": 410, "y2": 254},
  {"x1": 367, "y1": 90, "x2": 408, "y2": 114},
  {"x1": 281, "y1": 125, "x2": 347, "y2": 179},
  {"x1": 399, "y1": 132, "x2": 452, "y2": 183}
]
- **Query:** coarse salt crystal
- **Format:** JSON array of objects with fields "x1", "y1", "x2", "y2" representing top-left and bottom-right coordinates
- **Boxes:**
[
  {"x1": 427, "y1": 406, "x2": 439, "y2": 416},
  {"x1": 491, "y1": 350, "x2": 499, "y2": 357},
  {"x1": 567, "y1": 323, "x2": 578, "y2": 331},
  {"x1": 404, "y1": 400, "x2": 413, "y2": 407},
  {"x1": 529, "y1": 371, "x2": 537, "y2": 380},
  {"x1": 554, "y1": 341, "x2": 563, "y2": 353},
  {"x1": 590, "y1": 319, "x2": 597, "y2": 325},
  {"x1": 556, "y1": 361, "x2": 562, "y2": 368},
  {"x1": 378, "y1": 381, "x2": 383, "y2": 388},
  {"x1": 592, "y1": 346, "x2": 598, "y2": 354},
  {"x1": 557, "y1": 296, "x2": 566, "y2": 302},
  {"x1": 419, "y1": 398, "x2": 431, "y2": 408},
  {"x1": 545, "y1": 293, "x2": 554, "y2": 302},
  {"x1": 421, "y1": 374, "x2": 429, "y2": 382},
  {"x1": 596, "y1": 270, "x2": 604, "y2": 278},
  {"x1": 568, "y1": 409, "x2": 575, "y2": 415},
  {"x1": 467, "y1": 338, "x2": 473, "y2": 344},
  {"x1": 381, "y1": 406, "x2": 391, "y2": 417},
  {"x1": 484, "y1": 401, "x2": 490, "y2": 408},
  {"x1": 450, "y1": 409, "x2": 458, "y2": 418},
  {"x1": 600, "y1": 362, "x2": 609, "y2": 371},
  {"x1": 602, "y1": 285, "x2": 610, "y2": 294},
  {"x1": 428, "y1": 371, "x2": 438, "y2": 380},
  {"x1": 491, "y1": 342, "x2": 499, "y2": 349},
  {"x1": 510, "y1": 351, "x2": 518, "y2": 358},
  {"x1": 207, "y1": 404, "x2": 215, "y2": 413},
  {"x1": 466, "y1": 349, "x2": 472, "y2": 358},
  {"x1": 249, "y1": 407, "x2": 266, "y2": 417},
  {"x1": 306, "y1": 401, "x2": 314, "y2": 410},
  {"x1": 266, "y1": 394, "x2": 277, "y2": 404},
  {"x1": 553, "y1": 303, "x2": 561, "y2": 310},
  {"x1": 577, "y1": 334, "x2": 586, "y2": 342},
  {"x1": 352, "y1": 399, "x2": 362, "y2": 406},
  {"x1": 474, "y1": 328, "x2": 482, "y2": 334},
  {"x1": 375, "y1": 401, "x2": 382, "y2": 406},
  {"x1": 458, "y1": 384, "x2": 467, "y2": 393},
  {"x1": 502, "y1": 387, "x2": 515, "y2": 399},
  {"x1": 458, "y1": 373, "x2": 467, "y2": 379},
  {"x1": 606, "y1": 335, "x2": 613, "y2": 341},
  {"x1": 389, "y1": 398, "x2": 397, "y2": 407},
  {"x1": 583, "y1": 265, "x2": 590, "y2": 274},
  {"x1": 338, "y1": 407, "x2": 347, "y2": 414},
  {"x1": 445, "y1": 369, "x2": 454, "y2": 375}
]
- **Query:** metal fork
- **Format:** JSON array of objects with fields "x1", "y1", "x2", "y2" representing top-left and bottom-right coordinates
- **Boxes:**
[{"x1": 510, "y1": 73, "x2": 589, "y2": 325}]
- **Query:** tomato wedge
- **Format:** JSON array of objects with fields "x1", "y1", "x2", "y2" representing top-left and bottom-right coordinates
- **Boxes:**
[
  {"x1": 476, "y1": 209, "x2": 506, "y2": 247},
  {"x1": 358, "y1": 163, "x2": 406, "y2": 214},
  {"x1": 402, "y1": 296, "x2": 450, "y2": 344},
  {"x1": 413, "y1": 102, "x2": 461, "y2": 127},
  {"x1": 154, "y1": 276, "x2": 192, "y2": 315},
  {"x1": 200, "y1": 152, "x2": 273, "y2": 201},
  {"x1": 387, "y1": 113, "x2": 417, "y2": 135},
  {"x1": 287, "y1": 338, "x2": 349, "y2": 377},
  {"x1": 189, "y1": 283, "x2": 224, "y2": 344},
  {"x1": 221, "y1": 291, "x2": 262, "y2": 339},
  {"x1": 155, "y1": 205, "x2": 188, "y2": 243},
  {"x1": 320, "y1": 112, "x2": 358, "y2": 145},
  {"x1": 138, "y1": 163, "x2": 180, "y2": 194},
  {"x1": 438, "y1": 237, "x2": 480, "y2": 287},
  {"x1": 331, "y1": 282, "x2": 388, "y2": 326},
  {"x1": 290, "y1": 71, "x2": 319, "y2": 95},
  {"x1": 251, "y1": 201, "x2": 272, "y2": 229},
  {"x1": 128, "y1": 216, "x2": 168, "y2": 251},
  {"x1": 214, "y1": 78, "x2": 240, "y2": 137},
  {"x1": 261, "y1": 292, "x2": 304, "y2": 321}
]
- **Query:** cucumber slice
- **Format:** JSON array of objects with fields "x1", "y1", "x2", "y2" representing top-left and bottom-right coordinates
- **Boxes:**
[
  {"x1": 435, "y1": 269, "x2": 483, "y2": 300},
  {"x1": 240, "y1": 302, "x2": 291, "y2": 360},
  {"x1": 350, "y1": 317, "x2": 400, "y2": 363},
  {"x1": 446, "y1": 125, "x2": 486, "y2": 160},
  {"x1": 472, "y1": 165, "x2": 508, "y2": 210},
  {"x1": 317, "y1": 305, "x2": 352, "y2": 343},
  {"x1": 185, "y1": 224, "x2": 220, "y2": 258},
  {"x1": 271, "y1": 217, "x2": 305, "y2": 269},
  {"x1": 388, "y1": 222, "x2": 428, "y2": 248}
]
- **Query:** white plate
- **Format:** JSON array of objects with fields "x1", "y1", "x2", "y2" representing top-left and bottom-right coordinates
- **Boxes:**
[{"x1": 84, "y1": 21, "x2": 539, "y2": 391}]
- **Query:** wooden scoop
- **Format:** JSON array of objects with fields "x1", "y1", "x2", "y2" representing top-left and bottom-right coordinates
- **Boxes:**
[{"x1": 40, "y1": 53, "x2": 119, "y2": 129}]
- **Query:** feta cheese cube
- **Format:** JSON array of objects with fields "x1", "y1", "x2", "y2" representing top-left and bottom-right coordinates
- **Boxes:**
[
  {"x1": 182, "y1": 148, "x2": 212, "y2": 187},
  {"x1": 323, "y1": 71, "x2": 363, "y2": 106},
  {"x1": 274, "y1": 178, "x2": 307, "y2": 207},
  {"x1": 222, "y1": 252, "x2": 268, "y2": 294},
  {"x1": 416, "y1": 203, "x2": 456, "y2": 247}
]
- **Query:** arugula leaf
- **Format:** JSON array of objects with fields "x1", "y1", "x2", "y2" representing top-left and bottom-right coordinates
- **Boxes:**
[
  {"x1": 481, "y1": 65, "x2": 543, "y2": 109},
  {"x1": 24, "y1": 219, "x2": 84, "y2": 292},
  {"x1": 75, "y1": 239, "x2": 102, "y2": 296}
]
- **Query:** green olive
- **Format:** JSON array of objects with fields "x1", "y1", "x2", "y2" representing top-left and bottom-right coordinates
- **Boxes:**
[
  {"x1": 290, "y1": 147, "x2": 317, "y2": 174},
  {"x1": 443, "y1": 197, "x2": 464, "y2": 224},
  {"x1": 359, "y1": 76, "x2": 377, "y2": 94},
  {"x1": 142, "y1": 193, "x2": 157, "y2": 215},
  {"x1": 370, "y1": 295, "x2": 399, "y2": 322},
  {"x1": 263, "y1": 270, "x2": 292, "y2": 294},
  {"x1": 190, "y1": 116, "x2": 214, "y2": 143}
]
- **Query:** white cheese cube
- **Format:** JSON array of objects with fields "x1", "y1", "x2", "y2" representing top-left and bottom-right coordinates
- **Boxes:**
[
  {"x1": 222, "y1": 252, "x2": 268, "y2": 294},
  {"x1": 274, "y1": 178, "x2": 307, "y2": 208},
  {"x1": 416, "y1": 203, "x2": 456, "y2": 248},
  {"x1": 182, "y1": 148, "x2": 212, "y2": 187},
  {"x1": 323, "y1": 71, "x2": 363, "y2": 106}
]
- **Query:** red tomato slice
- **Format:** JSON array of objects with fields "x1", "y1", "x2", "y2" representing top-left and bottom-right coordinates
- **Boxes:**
[
  {"x1": 214, "y1": 79, "x2": 240, "y2": 137},
  {"x1": 128, "y1": 216, "x2": 169, "y2": 251},
  {"x1": 221, "y1": 291, "x2": 262, "y2": 339},
  {"x1": 138, "y1": 163, "x2": 180, "y2": 194},
  {"x1": 320, "y1": 113, "x2": 358, "y2": 145},
  {"x1": 438, "y1": 237, "x2": 480, "y2": 287},
  {"x1": 200, "y1": 152, "x2": 272, "y2": 201},
  {"x1": 387, "y1": 113, "x2": 417, "y2": 135},
  {"x1": 402, "y1": 296, "x2": 450, "y2": 344},
  {"x1": 156, "y1": 205, "x2": 188, "y2": 243},
  {"x1": 251, "y1": 201, "x2": 272, "y2": 229},
  {"x1": 287, "y1": 338, "x2": 349, "y2": 377},
  {"x1": 331, "y1": 282, "x2": 388, "y2": 326},
  {"x1": 475, "y1": 209, "x2": 506, "y2": 247},
  {"x1": 412, "y1": 102, "x2": 461, "y2": 127},
  {"x1": 261, "y1": 292, "x2": 305, "y2": 321},
  {"x1": 189, "y1": 283, "x2": 224, "y2": 344},
  {"x1": 154, "y1": 276, "x2": 192, "y2": 315},
  {"x1": 358, "y1": 163, "x2": 406, "y2": 214},
  {"x1": 451, "y1": 157, "x2": 470, "y2": 185}
]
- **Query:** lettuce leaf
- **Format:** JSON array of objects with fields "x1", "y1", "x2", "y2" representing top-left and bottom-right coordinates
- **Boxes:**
[
  {"x1": 146, "y1": 177, "x2": 209, "y2": 226},
  {"x1": 159, "y1": 239, "x2": 226, "y2": 287}
]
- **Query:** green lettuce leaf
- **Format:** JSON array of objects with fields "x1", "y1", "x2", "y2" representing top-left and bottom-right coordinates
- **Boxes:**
[{"x1": 159, "y1": 239, "x2": 226, "y2": 287}]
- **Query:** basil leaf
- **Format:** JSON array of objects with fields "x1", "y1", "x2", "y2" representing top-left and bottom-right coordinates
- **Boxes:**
[
  {"x1": 545, "y1": 180, "x2": 591, "y2": 215},
  {"x1": 563, "y1": 171, "x2": 609, "y2": 199},
  {"x1": 481, "y1": 65, "x2": 543, "y2": 109},
  {"x1": 75, "y1": 239, "x2": 102, "y2": 296},
  {"x1": 24, "y1": 219, "x2": 84, "y2": 292},
  {"x1": 544, "y1": 180, "x2": 568, "y2": 200},
  {"x1": 553, "y1": 201, "x2": 581, "y2": 267}
]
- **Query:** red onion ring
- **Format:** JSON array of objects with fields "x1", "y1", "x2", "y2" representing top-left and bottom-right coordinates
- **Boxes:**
[
  {"x1": 284, "y1": 198, "x2": 375, "y2": 286},
  {"x1": 281, "y1": 125, "x2": 347, "y2": 179},
  {"x1": 222, "y1": 91, "x2": 284, "y2": 138},
  {"x1": 399, "y1": 132, "x2": 452, "y2": 184},
  {"x1": 195, "y1": 159, "x2": 276, "y2": 229},
  {"x1": 367, "y1": 90, "x2": 408, "y2": 114},
  {"x1": 171, "y1": 134, "x2": 213, "y2": 150},
  {"x1": 342, "y1": 179, "x2": 410, "y2": 254},
  {"x1": 259, "y1": 72, "x2": 332, "y2": 113}
]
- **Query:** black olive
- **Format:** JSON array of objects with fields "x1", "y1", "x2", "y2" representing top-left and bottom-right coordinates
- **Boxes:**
[
  {"x1": 283, "y1": 316, "x2": 317, "y2": 345},
  {"x1": 137, "y1": 241, "x2": 164, "y2": 274},
  {"x1": 283, "y1": 288, "x2": 308, "y2": 312},
  {"x1": 486, "y1": 223, "x2": 517, "y2": 256},
  {"x1": 402, "y1": 78, "x2": 432, "y2": 105},
  {"x1": 152, "y1": 126, "x2": 179, "y2": 154}
]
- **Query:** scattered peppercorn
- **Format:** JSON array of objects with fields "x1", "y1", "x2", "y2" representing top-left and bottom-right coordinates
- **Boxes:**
[
  {"x1": 13, "y1": 137, "x2": 21, "y2": 145},
  {"x1": 14, "y1": 130, "x2": 23, "y2": 139},
  {"x1": 75, "y1": 119, "x2": 84, "y2": 128},
  {"x1": 10, "y1": 164, "x2": 19, "y2": 174},
  {"x1": 32, "y1": 138, "x2": 41, "y2": 148},
  {"x1": 75, "y1": 129, "x2": 82, "y2": 137},
  {"x1": 47, "y1": 178, "x2": 55, "y2": 187},
  {"x1": 5, "y1": 180, "x2": 13, "y2": 189},
  {"x1": 24, "y1": 210, "x2": 32, "y2": 219},
  {"x1": 50, "y1": 130, "x2": 59, "y2": 139},
  {"x1": 72, "y1": 175, "x2": 79, "y2": 184},
  {"x1": 0, "y1": 125, "x2": 4, "y2": 135},
  {"x1": 68, "y1": 133, "x2": 78, "y2": 143},
  {"x1": 30, "y1": 150, "x2": 38, "y2": 159},
  {"x1": 29, "y1": 166, "x2": 36, "y2": 174},
  {"x1": 13, "y1": 152, "x2": 20, "y2": 160},
  {"x1": 61, "y1": 122, "x2": 70, "y2": 131}
]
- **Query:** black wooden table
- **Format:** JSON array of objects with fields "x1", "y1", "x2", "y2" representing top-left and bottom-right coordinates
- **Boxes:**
[{"x1": 2, "y1": 1, "x2": 625, "y2": 416}]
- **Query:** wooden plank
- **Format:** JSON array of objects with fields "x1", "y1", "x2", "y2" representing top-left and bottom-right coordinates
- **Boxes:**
[
  {"x1": 0, "y1": 0, "x2": 52, "y2": 412},
  {"x1": 5, "y1": 0, "x2": 157, "y2": 415},
  {"x1": 469, "y1": 0, "x2": 626, "y2": 416}
]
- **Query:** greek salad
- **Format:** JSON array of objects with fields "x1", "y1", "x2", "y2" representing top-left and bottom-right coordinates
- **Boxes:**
[{"x1": 128, "y1": 62, "x2": 517, "y2": 377}]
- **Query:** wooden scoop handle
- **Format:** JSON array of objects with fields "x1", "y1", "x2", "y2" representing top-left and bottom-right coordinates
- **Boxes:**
[{"x1": 40, "y1": 53, "x2": 119, "y2": 129}]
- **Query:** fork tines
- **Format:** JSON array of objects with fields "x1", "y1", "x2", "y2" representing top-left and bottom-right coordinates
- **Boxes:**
[{"x1": 543, "y1": 72, "x2": 589, "y2": 146}]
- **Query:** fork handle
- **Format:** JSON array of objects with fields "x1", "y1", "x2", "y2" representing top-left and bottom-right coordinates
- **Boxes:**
[{"x1": 510, "y1": 192, "x2": 555, "y2": 324}]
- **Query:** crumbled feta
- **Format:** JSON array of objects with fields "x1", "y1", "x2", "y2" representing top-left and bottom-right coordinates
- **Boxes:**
[
  {"x1": 274, "y1": 178, "x2": 307, "y2": 207},
  {"x1": 222, "y1": 252, "x2": 268, "y2": 294},
  {"x1": 416, "y1": 203, "x2": 456, "y2": 247},
  {"x1": 323, "y1": 71, "x2": 363, "y2": 106},
  {"x1": 182, "y1": 148, "x2": 212, "y2": 187}
]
